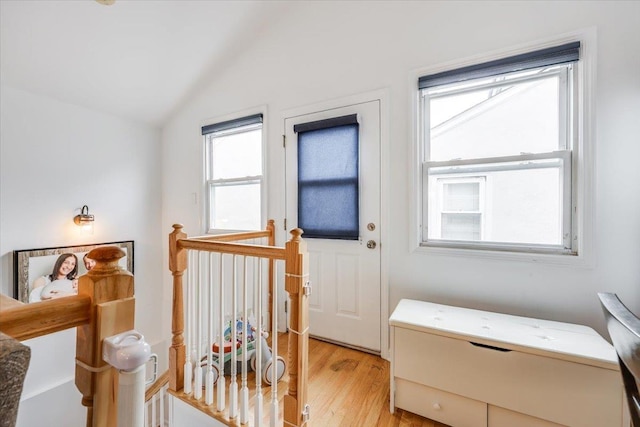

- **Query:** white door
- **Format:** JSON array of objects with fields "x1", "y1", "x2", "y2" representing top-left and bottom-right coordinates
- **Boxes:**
[{"x1": 285, "y1": 100, "x2": 381, "y2": 353}]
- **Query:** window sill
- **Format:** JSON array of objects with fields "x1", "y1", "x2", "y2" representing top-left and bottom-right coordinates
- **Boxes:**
[{"x1": 413, "y1": 242, "x2": 592, "y2": 268}]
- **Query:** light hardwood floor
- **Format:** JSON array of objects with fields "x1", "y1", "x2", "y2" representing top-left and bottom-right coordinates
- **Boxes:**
[
  {"x1": 301, "y1": 336, "x2": 449, "y2": 427},
  {"x1": 174, "y1": 333, "x2": 449, "y2": 426}
]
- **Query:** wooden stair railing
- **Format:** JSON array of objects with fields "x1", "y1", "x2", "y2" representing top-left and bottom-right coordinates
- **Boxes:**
[
  {"x1": 145, "y1": 370, "x2": 170, "y2": 427},
  {"x1": 168, "y1": 220, "x2": 310, "y2": 426},
  {"x1": 0, "y1": 246, "x2": 135, "y2": 427},
  {"x1": 0, "y1": 293, "x2": 91, "y2": 341},
  {"x1": 145, "y1": 370, "x2": 170, "y2": 402}
]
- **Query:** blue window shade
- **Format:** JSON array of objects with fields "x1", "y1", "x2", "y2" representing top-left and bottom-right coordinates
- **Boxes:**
[{"x1": 297, "y1": 122, "x2": 359, "y2": 240}]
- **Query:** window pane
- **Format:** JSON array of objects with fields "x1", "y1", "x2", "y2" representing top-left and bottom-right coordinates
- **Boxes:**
[
  {"x1": 441, "y1": 213, "x2": 481, "y2": 240},
  {"x1": 486, "y1": 168, "x2": 562, "y2": 245},
  {"x1": 298, "y1": 124, "x2": 359, "y2": 239},
  {"x1": 428, "y1": 72, "x2": 561, "y2": 161},
  {"x1": 443, "y1": 182, "x2": 479, "y2": 211},
  {"x1": 298, "y1": 126, "x2": 358, "y2": 180},
  {"x1": 209, "y1": 182, "x2": 261, "y2": 230},
  {"x1": 299, "y1": 181, "x2": 358, "y2": 239},
  {"x1": 211, "y1": 128, "x2": 262, "y2": 179},
  {"x1": 428, "y1": 164, "x2": 563, "y2": 245}
]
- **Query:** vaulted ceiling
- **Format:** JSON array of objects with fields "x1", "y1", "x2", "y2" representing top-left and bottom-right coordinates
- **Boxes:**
[{"x1": 0, "y1": 1, "x2": 291, "y2": 127}]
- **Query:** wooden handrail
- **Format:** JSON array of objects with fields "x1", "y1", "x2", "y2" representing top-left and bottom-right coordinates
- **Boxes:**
[
  {"x1": 178, "y1": 239, "x2": 285, "y2": 259},
  {"x1": 145, "y1": 370, "x2": 169, "y2": 402},
  {"x1": 0, "y1": 294, "x2": 24, "y2": 310},
  {"x1": 0, "y1": 294, "x2": 91, "y2": 341},
  {"x1": 187, "y1": 230, "x2": 273, "y2": 242}
]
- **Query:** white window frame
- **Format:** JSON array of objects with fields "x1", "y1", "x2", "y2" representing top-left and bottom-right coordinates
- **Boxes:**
[
  {"x1": 203, "y1": 108, "x2": 266, "y2": 234},
  {"x1": 411, "y1": 31, "x2": 595, "y2": 264}
]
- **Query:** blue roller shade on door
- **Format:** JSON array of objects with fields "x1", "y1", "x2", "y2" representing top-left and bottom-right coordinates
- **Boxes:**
[{"x1": 296, "y1": 115, "x2": 359, "y2": 240}]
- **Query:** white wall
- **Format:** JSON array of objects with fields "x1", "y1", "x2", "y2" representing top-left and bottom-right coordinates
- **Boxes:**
[
  {"x1": 162, "y1": 0, "x2": 640, "y2": 343},
  {"x1": 0, "y1": 86, "x2": 164, "y2": 426}
]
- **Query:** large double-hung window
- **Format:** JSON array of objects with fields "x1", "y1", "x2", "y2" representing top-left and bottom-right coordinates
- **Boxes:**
[
  {"x1": 203, "y1": 113, "x2": 263, "y2": 232},
  {"x1": 419, "y1": 42, "x2": 581, "y2": 254}
]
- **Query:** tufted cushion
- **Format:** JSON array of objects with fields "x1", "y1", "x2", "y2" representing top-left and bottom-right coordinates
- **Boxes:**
[{"x1": 0, "y1": 332, "x2": 31, "y2": 427}]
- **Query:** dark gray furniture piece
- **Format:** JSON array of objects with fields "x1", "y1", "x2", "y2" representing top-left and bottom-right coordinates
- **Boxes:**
[
  {"x1": 0, "y1": 332, "x2": 31, "y2": 427},
  {"x1": 599, "y1": 292, "x2": 640, "y2": 427}
]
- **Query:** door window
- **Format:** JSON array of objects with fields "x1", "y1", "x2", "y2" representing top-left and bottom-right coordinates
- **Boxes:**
[{"x1": 294, "y1": 114, "x2": 359, "y2": 240}]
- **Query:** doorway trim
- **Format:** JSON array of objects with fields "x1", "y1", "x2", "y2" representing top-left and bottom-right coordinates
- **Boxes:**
[{"x1": 280, "y1": 88, "x2": 390, "y2": 360}]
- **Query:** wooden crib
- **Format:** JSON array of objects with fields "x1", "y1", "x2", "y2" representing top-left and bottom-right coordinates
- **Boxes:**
[{"x1": 167, "y1": 220, "x2": 310, "y2": 427}]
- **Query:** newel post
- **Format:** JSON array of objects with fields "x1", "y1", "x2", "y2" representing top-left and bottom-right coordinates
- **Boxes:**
[
  {"x1": 168, "y1": 224, "x2": 187, "y2": 392},
  {"x1": 284, "y1": 228, "x2": 310, "y2": 426},
  {"x1": 75, "y1": 246, "x2": 135, "y2": 427}
]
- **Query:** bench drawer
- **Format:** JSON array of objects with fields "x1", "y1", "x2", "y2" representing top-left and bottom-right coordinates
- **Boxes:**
[
  {"x1": 488, "y1": 405, "x2": 566, "y2": 427},
  {"x1": 395, "y1": 378, "x2": 487, "y2": 427}
]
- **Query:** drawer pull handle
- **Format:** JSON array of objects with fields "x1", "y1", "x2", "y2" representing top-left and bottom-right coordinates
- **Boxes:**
[
  {"x1": 433, "y1": 403, "x2": 441, "y2": 410},
  {"x1": 470, "y1": 341, "x2": 511, "y2": 352}
]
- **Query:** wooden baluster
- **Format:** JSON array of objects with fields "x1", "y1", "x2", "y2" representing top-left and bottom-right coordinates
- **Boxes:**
[
  {"x1": 284, "y1": 228, "x2": 309, "y2": 427},
  {"x1": 75, "y1": 246, "x2": 135, "y2": 427},
  {"x1": 169, "y1": 224, "x2": 187, "y2": 392}
]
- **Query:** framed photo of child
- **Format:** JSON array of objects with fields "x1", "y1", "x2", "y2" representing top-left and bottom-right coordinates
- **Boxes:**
[{"x1": 13, "y1": 240, "x2": 134, "y2": 303}]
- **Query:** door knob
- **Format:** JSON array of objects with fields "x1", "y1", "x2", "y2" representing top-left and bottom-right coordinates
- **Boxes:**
[{"x1": 366, "y1": 240, "x2": 376, "y2": 249}]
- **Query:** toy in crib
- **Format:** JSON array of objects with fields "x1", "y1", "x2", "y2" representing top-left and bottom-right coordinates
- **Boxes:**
[{"x1": 199, "y1": 318, "x2": 286, "y2": 386}]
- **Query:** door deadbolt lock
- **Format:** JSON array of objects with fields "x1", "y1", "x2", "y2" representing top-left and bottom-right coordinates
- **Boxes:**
[
  {"x1": 366, "y1": 240, "x2": 377, "y2": 249},
  {"x1": 367, "y1": 223, "x2": 376, "y2": 231}
]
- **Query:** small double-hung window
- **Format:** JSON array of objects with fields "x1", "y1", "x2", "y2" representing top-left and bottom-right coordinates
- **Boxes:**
[
  {"x1": 419, "y1": 42, "x2": 581, "y2": 254},
  {"x1": 203, "y1": 114, "x2": 263, "y2": 232}
]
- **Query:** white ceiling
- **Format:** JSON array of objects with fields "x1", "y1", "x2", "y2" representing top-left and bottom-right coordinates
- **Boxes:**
[{"x1": 0, "y1": 0, "x2": 290, "y2": 127}]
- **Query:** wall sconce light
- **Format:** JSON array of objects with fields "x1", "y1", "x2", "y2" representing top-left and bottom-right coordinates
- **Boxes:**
[{"x1": 74, "y1": 205, "x2": 95, "y2": 234}]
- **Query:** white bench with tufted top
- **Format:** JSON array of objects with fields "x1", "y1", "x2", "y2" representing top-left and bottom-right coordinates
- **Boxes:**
[{"x1": 389, "y1": 299, "x2": 629, "y2": 427}]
